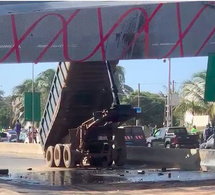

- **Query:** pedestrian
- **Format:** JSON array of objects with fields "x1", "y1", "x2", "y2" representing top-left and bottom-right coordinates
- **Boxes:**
[
  {"x1": 33, "y1": 128, "x2": 37, "y2": 143},
  {"x1": 203, "y1": 124, "x2": 211, "y2": 142},
  {"x1": 28, "y1": 126, "x2": 33, "y2": 143},
  {"x1": 14, "y1": 119, "x2": 21, "y2": 142},
  {"x1": 151, "y1": 125, "x2": 158, "y2": 135},
  {"x1": 191, "y1": 125, "x2": 197, "y2": 134}
]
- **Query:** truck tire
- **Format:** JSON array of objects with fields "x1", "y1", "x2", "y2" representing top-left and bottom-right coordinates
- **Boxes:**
[
  {"x1": 54, "y1": 144, "x2": 64, "y2": 167},
  {"x1": 46, "y1": 146, "x2": 55, "y2": 167},
  {"x1": 147, "y1": 143, "x2": 152, "y2": 147},
  {"x1": 63, "y1": 144, "x2": 76, "y2": 168},
  {"x1": 89, "y1": 157, "x2": 100, "y2": 167},
  {"x1": 115, "y1": 148, "x2": 126, "y2": 166},
  {"x1": 165, "y1": 143, "x2": 171, "y2": 148}
]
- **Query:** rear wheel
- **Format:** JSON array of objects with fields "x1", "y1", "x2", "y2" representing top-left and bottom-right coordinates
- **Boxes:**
[
  {"x1": 54, "y1": 144, "x2": 64, "y2": 167},
  {"x1": 63, "y1": 144, "x2": 76, "y2": 168},
  {"x1": 147, "y1": 142, "x2": 152, "y2": 147},
  {"x1": 115, "y1": 148, "x2": 126, "y2": 166},
  {"x1": 46, "y1": 146, "x2": 55, "y2": 167},
  {"x1": 175, "y1": 144, "x2": 180, "y2": 149},
  {"x1": 165, "y1": 143, "x2": 171, "y2": 148}
]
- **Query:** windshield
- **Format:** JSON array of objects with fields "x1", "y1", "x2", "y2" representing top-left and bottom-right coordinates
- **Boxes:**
[
  {"x1": 132, "y1": 127, "x2": 143, "y2": 135},
  {"x1": 168, "y1": 128, "x2": 187, "y2": 135},
  {"x1": 124, "y1": 127, "x2": 144, "y2": 136}
]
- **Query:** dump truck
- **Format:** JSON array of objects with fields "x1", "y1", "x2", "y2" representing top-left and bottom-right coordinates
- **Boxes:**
[{"x1": 38, "y1": 61, "x2": 138, "y2": 168}]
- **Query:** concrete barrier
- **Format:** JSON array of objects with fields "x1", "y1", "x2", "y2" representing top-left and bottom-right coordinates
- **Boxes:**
[
  {"x1": 126, "y1": 146, "x2": 200, "y2": 171},
  {"x1": 1, "y1": 143, "x2": 215, "y2": 172},
  {"x1": 199, "y1": 149, "x2": 215, "y2": 171},
  {"x1": 0, "y1": 143, "x2": 43, "y2": 157}
]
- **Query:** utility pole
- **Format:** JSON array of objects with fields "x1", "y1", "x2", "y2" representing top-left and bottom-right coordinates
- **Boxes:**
[
  {"x1": 32, "y1": 63, "x2": 35, "y2": 144},
  {"x1": 171, "y1": 80, "x2": 174, "y2": 127},
  {"x1": 136, "y1": 83, "x2": 140, "y2": 126},
  {"x1": 167, "y1": 58, "x2": 171, "y2": 127}
]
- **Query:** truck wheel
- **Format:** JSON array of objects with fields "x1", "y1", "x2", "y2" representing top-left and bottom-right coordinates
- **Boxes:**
[
  {"x1": 54, "y1": 144, "x2": 64, "y2": 167},
  {"x1": 175, "y1": 144, "x2": 180, "y2": 149},
  {"x1": 115, "y1": 148, "x2": 126, "y2": 166},
  {"x1": 147, "y1": 143, "x2": 152, "y2": 147},
  {"x1": 63, "y1": 145, "x2": 76, "y2": 168},
  {"x1": 108, "y1": 160, "x2": 113, "y2": 166},
  {"x1": 89, "y1": 157, "x2": 101, "y2": 167},
  {"x1": 46, "y1": 146, "x2": 55, "y2": 167},
  {"x1": 165, "y1": 143, "x2": 171, "y2": 148}
]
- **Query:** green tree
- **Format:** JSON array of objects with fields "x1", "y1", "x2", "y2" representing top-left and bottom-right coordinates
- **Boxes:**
[
  {"x1": 113, "y1": 65, "x2": 133, "y2": 100},
  {"x1": 11, "y1": 69, "x2": 55, "y2": 126},
  {"x1": 174, "y1": 70, "x2": 215, "y2": 124},
  {"x1": 122, "y1": 91, "x2": 165, "y2": 126},
  {"x1": 0, "y1": 92, "x2": 11, "y2": 129},
  {"x1": 35, "y1": 69, "x2": 55, "y2": 113},
  {"x1": 0, "y1": 90, "x2": 4, "y2": 106}
]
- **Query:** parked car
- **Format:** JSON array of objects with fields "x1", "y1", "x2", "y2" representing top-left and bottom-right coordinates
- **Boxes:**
[
  {"x1": 146, "y1": 127, "x2": 199, "y2": 149},
  {"x1": 119, "y1": 126, "x2": 146, "y2": 146},
  {"x1": 5, "y1": 130, "x2": 18, "y2": 142},
  {"x1": 0, "y1": 132, "x2": 8, "y2": 142},
  {"x1": 200, "y1": 134, "x2": 215, "y2": 149}
]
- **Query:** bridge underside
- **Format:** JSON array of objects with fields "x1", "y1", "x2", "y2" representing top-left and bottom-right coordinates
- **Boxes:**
[{"x1": 0, "y1": 1, "x2": 215, "y2": 63}]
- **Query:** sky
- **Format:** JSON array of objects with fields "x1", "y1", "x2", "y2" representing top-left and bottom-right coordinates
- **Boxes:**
[{"x1": 0, "y1": 57, "x2": 208, "y2": 96}]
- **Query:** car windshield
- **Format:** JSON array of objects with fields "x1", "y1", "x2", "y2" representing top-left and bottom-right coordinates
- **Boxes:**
[
  {"x1": 124, "y1": 127, "x2": 144, "y2": 136},
  {"x1": 132, "y1": 127, "x2": 143, "y2": 135},
  {"x1": 125, "y1": 127, "x2": 132, "y2": 136},
  {"x1": 168, "y1": 128, "x2": 187, "y2": 135}
]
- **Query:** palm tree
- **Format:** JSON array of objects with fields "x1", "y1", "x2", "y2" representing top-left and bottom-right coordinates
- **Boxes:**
[
  {"x1": 36, "y1": 69, "x2": 55, "y2": 93},
  {"x1": 0, "y1": 90, "x2": 4, "y2": 105},
  {"x1": 114, "y1": 65, "x2": 133, "y2": 99},
  {"x1": 174, "y1": 70, "x2": 215, "y2": 124},
  {"x1": 11, "y1": 69, "x2": 55, "y2": 126},
  {"x1": 35, "y1": 69, "x2": 55, "y2": 114}
]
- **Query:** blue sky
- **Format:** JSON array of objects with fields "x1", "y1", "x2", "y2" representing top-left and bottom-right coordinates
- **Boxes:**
[{"x1": 0, "y1": 57, "x2": 207, "y2": 96}]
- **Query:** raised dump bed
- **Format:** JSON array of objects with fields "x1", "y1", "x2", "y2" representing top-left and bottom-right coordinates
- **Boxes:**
[{"x1": 39, "y1": 61, "x2": 138, "y2": 168}]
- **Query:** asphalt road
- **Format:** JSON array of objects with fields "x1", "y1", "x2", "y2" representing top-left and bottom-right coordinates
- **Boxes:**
[{"x1": 0, "y1": 153, "x2": 215, "y2": 195}]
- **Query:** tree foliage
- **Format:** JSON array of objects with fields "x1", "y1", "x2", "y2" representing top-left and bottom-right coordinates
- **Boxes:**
[
  {"x1": 174, "y1": 70, "x2": 215, "y2": 124},
  {"x1": 113, "y1": 65, "x2": 134, "y2": 100},
  {"x1": 11, "y1": 69, "x2": 55, "y2": 126},
  {"x1": 122, "y1": 91, "x2": 165, "y2": 126},
  {"x1": 0, "y1": 92, "x2": 11, "y2": 129}
]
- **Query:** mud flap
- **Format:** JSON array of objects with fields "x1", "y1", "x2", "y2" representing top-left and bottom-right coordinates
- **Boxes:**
[{"x1": 113, "y1": 127, "x2": 127, "y2": 165}]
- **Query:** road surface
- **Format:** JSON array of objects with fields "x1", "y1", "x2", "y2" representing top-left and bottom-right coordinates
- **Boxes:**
[{"x1": 0, "y1": 153, "x2": 215, "y2": 194}]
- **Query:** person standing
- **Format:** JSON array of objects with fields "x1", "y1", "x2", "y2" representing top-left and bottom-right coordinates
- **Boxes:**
[
  {"x1": 191, "y1": 125, "x2": 197, "y2": 134},
  {"x1": 14, "y1": 119, "x2": 21, "y2": 142},
  {"x1": 203, "y1": 124, "x2": 211, "y2": 142},
  {"x1": 151, "y1": 125, "x2": 158, "y2": 135},
  {"x1": 33, "y1": 128, "x2": 37, "y2": 143},
  {"x1": 28, "y1": 126, "x2": 33, "y2": 143}
]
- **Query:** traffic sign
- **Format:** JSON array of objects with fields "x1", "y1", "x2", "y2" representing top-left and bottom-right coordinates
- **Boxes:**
[
  {"x1": 24, "y1": 92, "x2": 41, "y2": 122},
  {"x1": 134, "y1": 107, "x2": 142, "y2": 113}
]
